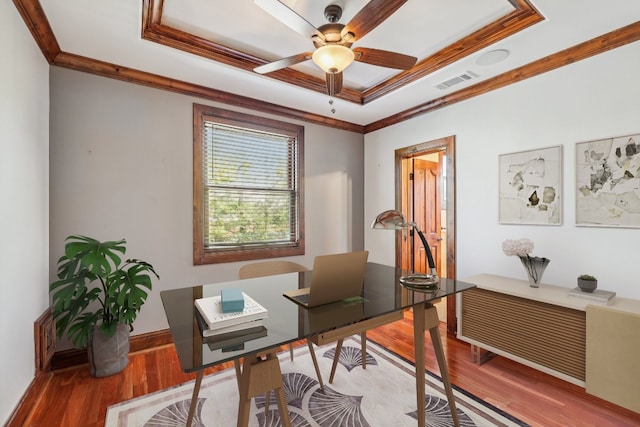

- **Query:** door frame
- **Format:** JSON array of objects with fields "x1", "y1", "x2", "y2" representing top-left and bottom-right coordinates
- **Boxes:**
[{"x1": 394, "y1": 135, "x2": 457, "y2": 334}]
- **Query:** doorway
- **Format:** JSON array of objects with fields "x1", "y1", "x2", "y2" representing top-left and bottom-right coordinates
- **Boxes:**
[{"x1": 394, "y1": 136, "x2": 457, "y2": 334}]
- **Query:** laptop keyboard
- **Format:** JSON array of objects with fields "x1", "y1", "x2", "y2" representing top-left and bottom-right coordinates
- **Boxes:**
[{"x1": 292, "y1": 293, "x2": 310, "y2": 304}]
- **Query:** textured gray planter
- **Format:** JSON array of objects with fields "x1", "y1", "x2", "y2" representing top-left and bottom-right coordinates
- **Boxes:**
[
  {"x1": 88, "y1": 323, "x2": 130, "y2": 377},
  {"x1": 577, "y1": 278, "x2": 598, "y2": 293}
]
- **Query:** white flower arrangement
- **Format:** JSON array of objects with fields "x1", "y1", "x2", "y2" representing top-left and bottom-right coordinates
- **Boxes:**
[
  {"x1": 502, "y1": 238, "x2": 549, "y2": 287},
  {"x1": 502, "y1": 238, "x2": 534, "y2": 257}
]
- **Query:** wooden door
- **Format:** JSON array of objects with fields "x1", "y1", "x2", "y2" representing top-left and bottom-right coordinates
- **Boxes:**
[
  {"x1": 396, "y1": 136, "x2": 456, "y2": 334},
  {"x1": 412, "y1": 158, "x2": 442, "y2": 275}
]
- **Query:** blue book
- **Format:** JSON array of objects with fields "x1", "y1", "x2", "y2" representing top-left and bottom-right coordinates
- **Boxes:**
[{"x1": 221, "y1": 288, "x2": 245, "y2": 313}]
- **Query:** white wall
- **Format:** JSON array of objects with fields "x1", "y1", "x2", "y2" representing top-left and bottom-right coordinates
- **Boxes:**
[
  {"x1": 365, "y1": 41, "x2": 640, "y2": 300},
  {"x1": 0, "y1": 3, "x2": 50, "y2": 424},
  {"x1": 49, "y1": 67, "x2": 365, "y2": 347}
]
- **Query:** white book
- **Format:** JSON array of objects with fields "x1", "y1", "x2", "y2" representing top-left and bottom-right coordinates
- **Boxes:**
[
  {"x1": 202, "y1": 319, "x2": 265, "y2": 337},
  {"x1": 194, "y1": 306, "x2": 265, "y2": 337},
  {"x1": 205, "y1": 326, "x2": 268, "y2": 350},
  {"x1": 195, "y1": 292, "x2": 268, "y2": 331}
]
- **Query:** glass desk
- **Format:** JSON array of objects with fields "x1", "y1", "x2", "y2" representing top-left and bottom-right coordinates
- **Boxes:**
[{"x1": 161, "y1": 262, "x2": 476, "y2": 427}]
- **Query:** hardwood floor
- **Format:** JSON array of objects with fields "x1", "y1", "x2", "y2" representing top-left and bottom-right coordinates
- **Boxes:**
[{"x1": 14, "y1": 311, "x2": 639, "y2": 426}]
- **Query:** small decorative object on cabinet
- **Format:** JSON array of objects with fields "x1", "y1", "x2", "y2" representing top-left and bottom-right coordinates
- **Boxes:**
[
  {"x1": 577, "y1": 274, "x2": 598, "y2": 293},
  {"x1": 50, "y1": 235, "x2": 159, "y2": 377},
  {"x1": 502, "y1": 238, "x2": 550, "y2": 287},
  {"x1": 518, "y1": 255, "x2": 550, "y2": 288}
]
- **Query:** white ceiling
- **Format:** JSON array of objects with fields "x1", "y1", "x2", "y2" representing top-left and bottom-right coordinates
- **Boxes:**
[{"x1": 39, "y1": 0, "x2": 640, "y2": 126}]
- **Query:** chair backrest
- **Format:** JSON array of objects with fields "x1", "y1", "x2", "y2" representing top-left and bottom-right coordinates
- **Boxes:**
[{"x1": 238, "y1": 261, "x2": 309, "y2": 279}]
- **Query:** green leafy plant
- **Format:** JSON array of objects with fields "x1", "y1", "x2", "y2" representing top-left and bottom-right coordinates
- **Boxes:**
[
  {"x1": 578, "y1": 274, "x2": 597, "y2": 281},
  {"x1": 50, "y1": 235, "x2": 159, "y2": 349}
]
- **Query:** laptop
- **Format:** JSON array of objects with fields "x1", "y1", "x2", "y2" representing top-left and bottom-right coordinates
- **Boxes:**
[{"x1": 283, "y1": 251, "x2": 369, "y2": 308}]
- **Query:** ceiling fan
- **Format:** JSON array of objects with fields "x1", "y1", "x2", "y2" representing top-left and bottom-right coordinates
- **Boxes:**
[{"x1": 253, "y1": 0, "x2": 418, "y2": 96}]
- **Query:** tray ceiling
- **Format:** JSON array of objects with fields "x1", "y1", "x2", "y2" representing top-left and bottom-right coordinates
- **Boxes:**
[{"x1": 34, "y1": 0, "x2": 640, "y2": 127}]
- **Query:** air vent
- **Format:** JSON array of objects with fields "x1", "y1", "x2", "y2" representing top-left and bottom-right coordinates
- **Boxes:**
[{"x1": 435, "y1": 71, "x2": 477, "y2": 90}]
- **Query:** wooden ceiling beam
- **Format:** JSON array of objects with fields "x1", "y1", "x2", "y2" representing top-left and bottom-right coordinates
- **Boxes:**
[
  {"x1": 52, "y1": 51, "x2": 365, "y2": 134},
  {"x1": 362, "y1": 0, "x2": 544, "y2": 103},
  {"x1": 365, "y1": 20, "x2": 640, "y2": 133},
  {"x1": 140, "y1": 0, "x2": 543, "y2": 106},
  {"x1": 12, "y1": 0, "x2": 640, "y2": 135},
  {"x1": 13, "y1": 0, "x2": 60, "y2": 64}
]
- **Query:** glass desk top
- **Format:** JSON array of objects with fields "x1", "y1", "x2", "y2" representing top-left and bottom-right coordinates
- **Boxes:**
[{"x1": 160, "y1": 262, "x2": 475, "y2": 373}]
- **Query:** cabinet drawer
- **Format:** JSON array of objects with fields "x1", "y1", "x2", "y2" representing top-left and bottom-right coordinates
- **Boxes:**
[{"x1": 311, "y1": 311, "x2": 403, "y2": 345}]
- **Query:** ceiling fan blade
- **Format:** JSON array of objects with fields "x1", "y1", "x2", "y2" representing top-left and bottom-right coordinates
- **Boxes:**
[
  {"x1": 326, "y1": 72, "x2": 343, "y2": 97},
  {"x1": 254, "y1": 52, "x2": 312, "y2": 74},
  {"x1": 353, "y1": 47, "x2": 417, "y2": 70},
  {"x1": 254, "y1": 0, "x2": 325, "y2": 41},
  {"x1": 341, "y1": 0, "x2": 407, "y2": 42}
]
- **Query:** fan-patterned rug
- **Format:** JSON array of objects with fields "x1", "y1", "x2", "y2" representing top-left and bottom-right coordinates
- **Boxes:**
[{"x1": 106, "y1": 337, "x2": 528, "y2": 426}]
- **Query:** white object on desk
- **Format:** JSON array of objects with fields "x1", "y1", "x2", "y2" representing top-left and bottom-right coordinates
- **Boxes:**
[{"x1": 195, "y1": 292, "x2": 268, "y2": 331}]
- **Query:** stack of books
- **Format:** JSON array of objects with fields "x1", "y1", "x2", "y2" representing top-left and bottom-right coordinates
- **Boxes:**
[{"x1": 195, "y1": 292, "x2": 268, "y2": 338}]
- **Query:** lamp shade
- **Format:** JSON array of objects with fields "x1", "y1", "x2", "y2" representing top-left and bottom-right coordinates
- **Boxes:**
[
  {"x1": 371, "y1": 209, "x2": 410, "y2": 230},
  {"x1": 312, "y1": 45, "x2": 355, "y2": 74}
]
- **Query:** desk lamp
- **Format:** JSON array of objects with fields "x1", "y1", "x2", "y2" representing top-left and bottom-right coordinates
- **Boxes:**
[{"x1": 371, "y1": 209, "x2": 440, "y2": 288}]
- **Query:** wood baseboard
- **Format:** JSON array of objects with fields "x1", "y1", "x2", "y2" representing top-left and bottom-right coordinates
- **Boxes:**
[{"x1": 50, "y1": 328, "x2": 173, "y2": 370}]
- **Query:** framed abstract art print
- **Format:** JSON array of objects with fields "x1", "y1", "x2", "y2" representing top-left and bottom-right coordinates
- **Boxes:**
[
  {"x1": 576, "y1": 133, "x2": 640, "y2": 227},
  {"x1": 499, "y1": 145, "x2": 562, "y2": 225}
]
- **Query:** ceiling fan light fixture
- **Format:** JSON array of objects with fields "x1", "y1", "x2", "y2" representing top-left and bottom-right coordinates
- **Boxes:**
[{"x1": 312, "y1": 45, "x2": 355, "y2": 74}]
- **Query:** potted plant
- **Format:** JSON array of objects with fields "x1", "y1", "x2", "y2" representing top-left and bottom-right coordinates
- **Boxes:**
[
  {"x1": 577, "y1": 274, "x2": 597, "y2": 293},
  {"x1": 50, "y1": 235, "x2": 159, "y2": 377}
]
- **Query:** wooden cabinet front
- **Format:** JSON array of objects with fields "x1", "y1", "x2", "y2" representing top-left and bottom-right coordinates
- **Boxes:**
[{"x1": 460, "y1": 288, "x2": 586, "y2": 382}]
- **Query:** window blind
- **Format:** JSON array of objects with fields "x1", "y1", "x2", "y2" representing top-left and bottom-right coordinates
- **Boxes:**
[{"x1": 202, "y1": 122, "x2": 300, "y2": 250}]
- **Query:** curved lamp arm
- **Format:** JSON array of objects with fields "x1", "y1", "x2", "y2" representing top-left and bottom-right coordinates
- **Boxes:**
[{"x1": 410, "y1": 222, "x2": 437, "y2": 273}]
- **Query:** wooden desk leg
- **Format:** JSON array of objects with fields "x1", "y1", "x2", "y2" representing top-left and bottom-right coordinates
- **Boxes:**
[
  {"x1": 329, "y1": 339, "x2": 344, "y2": 384},
  {"x1": 237, "y1": 352, "x2": 291, "y2": 427},
  {"x1": 186, "y1": 370, "x2": 203, "y2": 427},
  {"x1": 425, "y1": 305, "x2": 460, "y2": 427},
  {"x1": 413, "y1": 304, "x2": 426, "y2": 427},
  {"x1": 307, "y1": 341, "x2": 325, "y2": 390},
  {"x1": 361, "y1": 332, "x2": 367, "y2": 369},
  {"x1": 234, "y1": 358, "x2": 270, "y2": 415},
  {"x1": 234, "y1": 359, "x2": 242, "y2": 389},
  {"x1": 330, "y1": 332, "x2": 367, "y2": 384}
]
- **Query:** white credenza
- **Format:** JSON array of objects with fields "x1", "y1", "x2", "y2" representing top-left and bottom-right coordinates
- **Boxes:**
[{"x1": 457, "y1": 274, "x2": 640, "y2": 413}]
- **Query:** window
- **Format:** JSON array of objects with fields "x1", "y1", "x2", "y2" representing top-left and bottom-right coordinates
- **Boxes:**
[{"x1": 193, "y1": 104, "x2": 304, "y2": 264}]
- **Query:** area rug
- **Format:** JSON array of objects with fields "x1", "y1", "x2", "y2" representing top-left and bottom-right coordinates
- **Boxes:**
[{"x1": 106, "y1": 337, "x2": 528, "y2": 426}]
